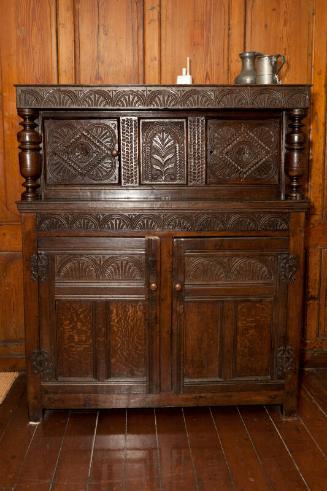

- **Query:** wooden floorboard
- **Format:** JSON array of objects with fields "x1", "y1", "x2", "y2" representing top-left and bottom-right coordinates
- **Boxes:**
[{"x1": 0, "y1": 370, "x2": 326, "y2": 490}]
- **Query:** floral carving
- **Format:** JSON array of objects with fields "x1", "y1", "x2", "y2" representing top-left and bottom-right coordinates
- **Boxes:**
[
  {"x1": 140, "y1": 120, "x2": 186, "y2": 184},
  {"x1": 55, "y1": 255, "x2": 145, "y2": 282},
  {"x1": 37, "y1": 212, "x2": 289, "y2": 232},
  {"x1": 279, "y1": 254, "x2": 298, "y2": 282},
  {"x1": 30, "y1": 350, "x2": 54, "y2": 380},
  {"x1": 185, "y1": 256, "x2": 275, "y2": 283},
  {"x1": 31, "y1": 253, "x2": 49, "y2": 281},
  {"x1": 276, "y1": 346, "x2": 295, "y2": 378},
  {"x1": 16, "y1": 85, "x2": 310, "y2": 109}
]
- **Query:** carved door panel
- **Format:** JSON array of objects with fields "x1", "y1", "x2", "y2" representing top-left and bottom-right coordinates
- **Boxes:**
[
  {"x1": 44, "y1": 118, "x2": 119, "y2": 185},
  {"x1": 172, "y1": 237, "x2": 290, "y2": 393},
  {"x1": 37, "y1": 237, "x2": 160, "y2": 394}
]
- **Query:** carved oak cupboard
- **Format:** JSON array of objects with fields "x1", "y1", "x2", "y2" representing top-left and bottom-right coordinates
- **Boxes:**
[{"x1": 16, "y1": 84, "x2": 310, "y2": 421}]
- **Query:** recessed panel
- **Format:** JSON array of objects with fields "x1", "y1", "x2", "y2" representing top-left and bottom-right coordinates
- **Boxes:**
[
  {"x1": 140, "y1": 119, "x2": 187, "y2": 184},
  {"x1": 184, "y1": 302, "x2": 222, "y2": 381},
  {"x1": 56, "y1": 300, "x2": 95, "y2": 379},
  {"x1": 108, "y1": 301, "x2": 146, "y2": 379},
  {"x1": 207, "y1": 119, "x2": 280, "y2": 184},
  {"x1": 234, "y1": 301, "x2": 273, "y2": 378},
  {"x1": 45, "y1": 119, "x2": 119, "y2": 184}
]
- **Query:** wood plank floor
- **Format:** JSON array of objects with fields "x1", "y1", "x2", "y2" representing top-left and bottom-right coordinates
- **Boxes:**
[{"x1": 0, "y1": 371, "x2": 327, "y2": 490}]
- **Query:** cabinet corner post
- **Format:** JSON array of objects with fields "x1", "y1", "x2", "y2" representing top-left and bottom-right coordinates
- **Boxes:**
[
  {"x1": 17, "y1": 108, "x2": 42, "y2": 201},
  {"x1": 285, "y1": 108, "x2": 308, "y2": 200}
]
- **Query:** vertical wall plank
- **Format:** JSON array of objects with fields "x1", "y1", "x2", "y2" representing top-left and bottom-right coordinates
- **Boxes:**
[
  {"x1": 309, "y1": 0, "x2": 327, "y2": 220},
  {"x1": 144, "y1": 0, "x2": 161, "y2": 83},
  {"x1": 75, "y1": 0, "x2": 144, "y2": 84},
  {"x1": 304, "y1": 0, "x2": 327, "y2": 366},
  {"x1": 161, "y1": 0, "x2": 230, "y2": 84},
  {"x1": 57, "y1": 0, "x2": 76, "y2": 83},
  {"x1": 229, "y1": 0, "x2": 246, "y2": 83},
  {"x1": 245, "y1": 0, "x2": 314, "y2": 83}
]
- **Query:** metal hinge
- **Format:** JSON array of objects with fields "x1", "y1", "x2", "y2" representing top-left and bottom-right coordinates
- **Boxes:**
[
  {"x1": 276, "y1": 345, "x2": 295, "y2": 378},
  {"x1": 31, "y1": 253, "x2": 49, "y2": 281},
  {"x1": 279, "y1": 254, "x2": 298, "y2": 283}
]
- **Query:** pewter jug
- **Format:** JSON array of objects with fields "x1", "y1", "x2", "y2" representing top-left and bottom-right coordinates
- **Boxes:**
[
  {"x1": 255, "y1": 54, "x2": 286, "y2": 84},
  {"x1": 234, "y1": 51, "x2": 262, "y2": 85}
]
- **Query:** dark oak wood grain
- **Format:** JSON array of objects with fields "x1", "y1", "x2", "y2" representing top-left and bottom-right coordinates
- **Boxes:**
[{"x1": 16, "y1": 84, "x2": 310, "y2": 420}]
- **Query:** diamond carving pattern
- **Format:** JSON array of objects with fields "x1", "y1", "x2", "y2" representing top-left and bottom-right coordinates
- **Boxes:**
[
  {"x1": 208, "y1": 120, "x2": 280, "y2": 183},
  {"x1": 140, "y1": 120, "x2": 186, "y2": 184},
  {"x1": 45, "y1": 119, "x2": 119, "y2": 184}
]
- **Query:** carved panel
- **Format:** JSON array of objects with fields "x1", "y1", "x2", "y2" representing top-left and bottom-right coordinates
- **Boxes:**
[
  {"x1": 234, "y1": 302, "x2": 272, "y2": 378},
  {"x1": 276, "y1": 346, "x2": 295, "y2": 378},
  {"x1": 16, "y1": 85, "x2": 310, "y2": 110},
  {"x1": 37, "y1": 212, "x2": 289, "y2": 232},
  {"x1": 121, "y1": 116, "x2": 139, "y2": 186},
  {"x1": 207, "y1": 120, "x2": 280, "y2": 183},
  {"x1": 185, "y1": 255, "x2": 275, "y2": 284},
  {"x1": 279, "y1": 254, "x2": 298, "y2": 283},
  {"x1": 188, "y1": 117, "x2": 206, "y2": 185},
  {"x1": 140, "y1": 119, "x2": 186, "y2": 184},
  {"x1": 56, "y1": 301, "x2": 95, "y2": 379},
  {"x1": 30, "y1": 350, "x2": 54, "y2": 381},
  {"x1": 44, "y1": 119, "x2": 119, "y2": 184},
  {"x1": 108, "y1": 302, "x2": 146, "y2": 379},
  {"x1": 55, "y1": 254, "x2": 145, "y2": 282}
]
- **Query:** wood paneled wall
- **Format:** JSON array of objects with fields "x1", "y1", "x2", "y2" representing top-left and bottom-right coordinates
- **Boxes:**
[{"x1": 0, "y1": 0, "x2": 326, "y2": 369}]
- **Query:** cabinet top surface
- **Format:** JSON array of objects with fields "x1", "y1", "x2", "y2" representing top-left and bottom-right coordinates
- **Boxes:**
[{"x1": 16, "y1": 84, "x2": 310, "y2": 110}]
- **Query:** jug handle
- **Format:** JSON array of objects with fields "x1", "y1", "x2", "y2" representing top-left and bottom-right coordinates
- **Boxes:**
[{"x1": 275, "y1": 54, "x2": 286, "y2": 74}]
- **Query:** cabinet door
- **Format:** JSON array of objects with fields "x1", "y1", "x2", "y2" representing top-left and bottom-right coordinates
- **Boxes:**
[
  {"x1": 172, "y1": 237, "x2": 289, "y2": 393},
  {"x1": 38, "y1": 237, "x2": 160, "y2": 394}
]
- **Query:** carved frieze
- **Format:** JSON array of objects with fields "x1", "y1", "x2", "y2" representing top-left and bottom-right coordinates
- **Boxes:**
[
  {"x1": 16, "y1": 85, "x2": 310, "y2": 109},
  {"x1": 207, "y1": 120, "x2": 280, "y2": 183},
  {"x1": 140, "y1": 119, "x2": 186, "y2": 184},
  {"x1": 185, "y1": 256, "x2": 275, "y2": 283},
  {"x1": 121, "y1": 117, "x2": 139, "y2": 186},
  {"x1": 276, "y1": 346, "x2": 295, "y2": 378},
  {"x1": 55, "y1": 254, "x2": 145, "y2": 282},
  {"x1": 44, "y1": 119, "x2": 119, "y2": 184},
  {"x1": 188, "y1": 117, "x2": 206, "y2": 185},
  {"x1": 37, "y1": 212, "x2": 289, "y2": 232}
]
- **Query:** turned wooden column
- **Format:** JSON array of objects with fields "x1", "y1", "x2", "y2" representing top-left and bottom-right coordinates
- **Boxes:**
[
  {"x1": 17, "y1": 108, "x2": 42, "y2": 201},
  {"x1": 285, "y1": 108, "x2": 307, "y2": 200}
]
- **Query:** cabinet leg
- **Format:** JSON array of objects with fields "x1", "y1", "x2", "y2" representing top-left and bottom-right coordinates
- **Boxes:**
[
  {"x1": 281, "y1": 401, "x2": 298, "y2": 419},
  {"x1": 28, "y1": 406, "x2": 42, "y2": 423}
]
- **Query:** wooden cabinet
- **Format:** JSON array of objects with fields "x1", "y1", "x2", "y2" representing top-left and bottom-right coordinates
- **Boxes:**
[{"x1": 16, "y1": 84, "x2": 310, "y2": 421}]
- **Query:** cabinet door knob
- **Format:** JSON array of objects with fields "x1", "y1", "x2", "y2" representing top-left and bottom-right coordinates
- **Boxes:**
[
  {"x1": 149, "y1": 282, "x2": 158, "y2": 291},
  {"x1": 111, "y1": 148, "x2": 119, "y2": 157},
  {"x1": 175, "y1": 283, "x2": 182, "y2": 291}
]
